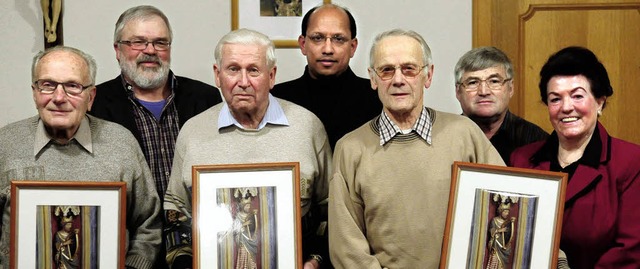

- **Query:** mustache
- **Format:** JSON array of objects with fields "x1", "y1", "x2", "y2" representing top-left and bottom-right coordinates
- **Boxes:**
[{"x1": 136, "y1": 54, "x2": 162, "y2": 65}]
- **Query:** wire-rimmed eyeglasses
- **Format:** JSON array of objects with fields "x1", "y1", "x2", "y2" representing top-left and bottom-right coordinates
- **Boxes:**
[
  {"x1": 459, "y1": 77, "x2": 512, "y2": 91},
  {"x1": 117, "y1": 40, "x2": 171, "y2": 51},
  {"x1": 372, "y1": 64, "x2": 427, "y2": 81},
  {"x1": 306, "y1": 34, "x2": 350, "y2": 45}
]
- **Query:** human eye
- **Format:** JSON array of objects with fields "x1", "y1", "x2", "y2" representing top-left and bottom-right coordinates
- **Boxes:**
[
  {"x1": 378, "y1": 66, "x2": 395, "y2": 74},
  {"x1": 488, "y1": 78, "x2": 504, "y2": 87},
  {"x1": 464, "y1": 79, "x2": 480, "y2": 87},
  {"x1": 331, "y1": 35, "x2": 347, "y2": 44},
  {"x1": 548, "y1": 96, "x2": 561, "y2": 103},
  {"x1": 572, "y1": 94, "x2": 584, "y2": 100},
  {"x1": 63, "y1": 82, "x2": 84, "y2": 93},
  {"x1": 247, "y1": 67, "x2": 261, "y2": 77},
  {"x1": 130, "y1": 40, "x2": 147, "y2": 46},
  {"x1": 153, "y1": 40, "x2": 171, "y2": 49},
  {"x1": 35, "y1": 80, "x2": 57, "y2": 93},
  {"x1": 309, "y1": 34, "x2": 325, "y2": 43},
  {"x1": 398, "y1": 65, "x2": 418, "y2": 77},
  {"x1": 39, "y1": 80, "x2": 57, "y2": 89},
  {"x1": 402, "y1": 65, "x2": 418, "y2": 72},
  {"x1": 227, "y1": 66, "x2": 241, "y2": 74}
]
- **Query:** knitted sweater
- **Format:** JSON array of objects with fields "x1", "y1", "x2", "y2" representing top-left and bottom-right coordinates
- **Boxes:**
[
  {"x1": 0, "y1": 115, "x2": 162, "y2": 269},
  {"x1": 164, "y1": 98, "x2": 332, "y2": 264},
  {"x1": 329, "y1": 108, "x2": 504, "y2": 269}
]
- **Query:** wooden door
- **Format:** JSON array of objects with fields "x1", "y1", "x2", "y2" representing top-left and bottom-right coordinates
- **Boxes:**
[{"x1": 473, "y1": 0, "x2": 640, "y2": 144}]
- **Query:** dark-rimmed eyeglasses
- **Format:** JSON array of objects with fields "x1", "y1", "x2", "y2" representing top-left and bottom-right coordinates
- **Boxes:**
[
  {"x1": 117, "y1": 40, "x2": 171, "y2": 51},
  {"x1": 32, "y1": 80, "x2": 93, "y2": 97},
  {"x1": 459, "y1": 77, "x2": 512, "y2": 91},
  {"x1": 306, "y1": 34, "x2": 350, "y2": 45},
  {"x1": 372, "y1": 64, "x2": 427, "y2": 81}
]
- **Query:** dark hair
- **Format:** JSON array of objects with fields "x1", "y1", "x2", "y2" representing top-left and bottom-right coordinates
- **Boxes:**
[
  {"x1": 300, "y1": 4, "x2": 357, "y2": 39},
  {"x1": 539, "y1": 46, "x2": 613, "y2": 108}
]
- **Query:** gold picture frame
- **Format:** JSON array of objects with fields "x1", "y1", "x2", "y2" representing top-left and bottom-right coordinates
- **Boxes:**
[
  {"x1": 192, "y1": 162, "x2": 302, "y2": 268},
  {"x1": 440, "y1": 162, "x2": 567, "y2": 269},
  {"x1": 231, "y1": 0, "x2": 332, "y2": 48},
  {"x1": 10, "y1": 181, "x2": 126, "y2": 268}
]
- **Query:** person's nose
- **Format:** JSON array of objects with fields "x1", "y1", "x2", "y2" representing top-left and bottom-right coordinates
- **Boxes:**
[
  {"x1": 238, "y1": 70, "x2": 250, "y2": 88},
  {"x1": 560, "y1": 97, "x2": 574, "y2": 113},
  {"x1": 51, "y1": 84, "x2": 68, "y2": 103},
  {"x1": 391, "y1": 68, "x2": 405, "y2": 86},
  {"x1": 321, "y1": 38, "x2": 335, "y2": 54},
  {"x1": 476, "y1": 81, "x2": 491, "y2": 96},
  {"x1": 142, "y1": 42, "x2": 157, "y2": 54}
]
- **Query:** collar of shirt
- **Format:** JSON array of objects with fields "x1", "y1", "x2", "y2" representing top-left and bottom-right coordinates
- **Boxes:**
[
  {"x1": 34, "y1": 116, "x2": 93, "y2": 156},
  {"x1": 218, "y1": 94, "x2": 289, "y2": 130},
  {"x1": 120, "y1": 70, "x2": 177, "y2": 103},
  {"x1": 377, "y1": 106, "x2": 432, "y2": 146}
]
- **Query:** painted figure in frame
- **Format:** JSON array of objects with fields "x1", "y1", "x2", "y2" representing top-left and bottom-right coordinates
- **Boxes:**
[
  {"x1": 486, "y1": 195, "x2": 517, "y2": 269},
  {"x1": 234, "y1": 188, "x2": 259, "y2": 269},
  {"x1": 54, "y1": 206, "x2": 80, "y2": 269},
  {"x1": 274, "y1": 0, "x2": 302, "y2": 16}
]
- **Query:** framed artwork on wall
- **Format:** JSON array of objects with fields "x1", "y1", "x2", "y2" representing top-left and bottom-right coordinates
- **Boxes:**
[
  {"x1": 192, "y1": 162, "x2": 302, "y2": 268},
  {"x1": 232, "y1": 0, "x2": 332, "y2": 48},
  {"x1": 11, "y1": 181, "x2": 126, "y2": 268},
  {"x1": 440, "y1": 162, "x2": 567, "y2": 269}
]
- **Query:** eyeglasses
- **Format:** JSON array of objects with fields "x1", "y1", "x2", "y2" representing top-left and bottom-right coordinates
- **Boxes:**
[
  {"x1": 459, "y1": 77, "x2": 512, "y2": 91},
  {"x1": 307, "y1": 34, "x2": 350, "y2": 45},
  {"x1": 372, "y1": 64, "x2": 427, "y2": 81},
  {"x1": 32, "y1": 80, "x2": 93, "y2": 96},
  {"x1": 117, "y1": 39, "x2": 171, "y2": 51}
]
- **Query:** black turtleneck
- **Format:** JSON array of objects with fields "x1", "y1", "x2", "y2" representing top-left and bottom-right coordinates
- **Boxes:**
[{"x1": 272, "y1": 66, "x2": 382, "y2": 150}]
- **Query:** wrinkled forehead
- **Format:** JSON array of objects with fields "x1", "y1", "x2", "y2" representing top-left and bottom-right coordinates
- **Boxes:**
[
  {"x1": 36, "y1": 51, "x2": 90, "y2": 82},
  {"x1": 462, "y1": 65, "x2": 508, "y2": 79},
  {"x1": 121, "y1": 16, "x2": 170, "y2": 39},
  {"x1": 220, "y1": 43, "x2": 268, "y2": 67},
  {"x1": 373, "y1": 36, "x2": 423, "y2": 66}
]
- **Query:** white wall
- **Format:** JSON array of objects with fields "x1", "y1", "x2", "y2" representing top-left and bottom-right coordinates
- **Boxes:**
[{"x1": 0, "y1": 0, "x2": 470, "y2": 127}]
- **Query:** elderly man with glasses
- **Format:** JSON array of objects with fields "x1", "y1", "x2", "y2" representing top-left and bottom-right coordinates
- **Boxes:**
[
  {"x1": 328, "y1": 29, "x2": 504, "y2": 269},
  {"x1": 0, "y1": 46, "x2": 162, "y2": 269},
  {"x1": 454, "y1": 46, "x2": 548, "y2": 164},
  {"x1": 89, "y1": 5, "x2": 222, "y2": 199}
]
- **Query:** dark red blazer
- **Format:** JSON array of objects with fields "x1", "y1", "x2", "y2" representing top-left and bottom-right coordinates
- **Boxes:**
[{"x1": 510, "y1": 122, "x2": 640, "y2": 269}]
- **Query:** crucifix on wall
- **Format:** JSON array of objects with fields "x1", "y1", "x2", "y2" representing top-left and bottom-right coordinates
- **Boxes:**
[{"x1": 41, "y1": 0, "x2": 63, "y2": 48}]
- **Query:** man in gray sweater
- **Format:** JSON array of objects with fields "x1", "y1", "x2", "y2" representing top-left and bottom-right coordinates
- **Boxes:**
[
  {"x1": 0, "y1": 46, "x2": 162, "y2": 269},
  {"x1": 164, "y1": 29, "x2": 331, "y2": 269}
]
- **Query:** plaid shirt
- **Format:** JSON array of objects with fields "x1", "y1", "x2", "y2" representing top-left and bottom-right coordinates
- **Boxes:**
[
  {"x1": 378, "y1": 106, "x2": 433, "y2": 146},
  {"x1": 124, "y1": 76, "x2": 180, "y2": 197}
]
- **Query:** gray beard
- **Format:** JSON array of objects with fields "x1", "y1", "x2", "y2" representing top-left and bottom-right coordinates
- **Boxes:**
[{"x1": 120, "y1": 58, "x2": 170, "y2": 90}]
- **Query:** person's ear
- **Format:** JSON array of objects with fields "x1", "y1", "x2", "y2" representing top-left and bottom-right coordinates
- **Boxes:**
[{"x1": 298, "y1": 35, "x2": 308, "y2": 56}]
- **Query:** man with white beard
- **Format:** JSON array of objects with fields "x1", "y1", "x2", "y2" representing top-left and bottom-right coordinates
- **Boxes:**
[{"x1": 90, "y1": 5, "x2": 222, "y2": 200}]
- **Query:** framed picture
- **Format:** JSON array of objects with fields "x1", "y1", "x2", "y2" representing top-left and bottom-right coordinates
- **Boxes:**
[
  {"x1": 232, "y1": 0, "x2": 332, "y2": 47},
  {"x1": 192, "y1": 162, "x2": 302, "y2": 268},
  {"x1": 440, "y1": 162, "x2": 568, "y2": 269},
  {"x1": 10, "y1": 181, "x2": 126, "y2": 269}
]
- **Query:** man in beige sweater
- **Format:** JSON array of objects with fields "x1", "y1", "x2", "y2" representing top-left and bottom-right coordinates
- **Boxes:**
[{"x1": 328, "y1": 29, "x2": 504, "y2": 268}]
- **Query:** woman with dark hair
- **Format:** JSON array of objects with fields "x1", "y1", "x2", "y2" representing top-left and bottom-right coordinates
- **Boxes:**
[{"x1": 510, "y1": 46, "x2": 640, "y2": 268}]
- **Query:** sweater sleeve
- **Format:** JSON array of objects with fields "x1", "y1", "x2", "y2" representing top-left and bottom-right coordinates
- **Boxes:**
[
  {"x1": 163, "y1": 132, "x2": 194, "y2": 268},
  {"x1": 328, "y1": 142, "x2": 383, "y2": 269},
  {"x1": 125, "y1": 145, "x2": 163, "y2": 269}
]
